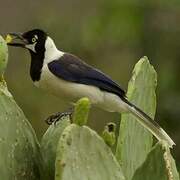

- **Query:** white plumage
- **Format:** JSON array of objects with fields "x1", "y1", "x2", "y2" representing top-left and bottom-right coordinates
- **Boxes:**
[
  {"x1": 36, "y1": 64, "x2": 128, "y2": 113},
  {"x1": 8, "y1": 30, "x2": 174, "y2": 148},
  {"x1": 34, "y1": 37, "x2": 175, "y2": 148}
]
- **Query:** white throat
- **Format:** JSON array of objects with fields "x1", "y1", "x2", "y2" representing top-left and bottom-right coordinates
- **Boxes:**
[{"x1": 43, "y1": 37, "x2": 64, "y2": 65}]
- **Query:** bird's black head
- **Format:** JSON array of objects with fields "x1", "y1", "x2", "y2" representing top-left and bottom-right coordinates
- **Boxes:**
[
  {"x1": 7, "y1": 29, "x2": 47, "y2": 54},
  {"x1": 7, "y1": 29, "x2": 49, "y2": 81}
]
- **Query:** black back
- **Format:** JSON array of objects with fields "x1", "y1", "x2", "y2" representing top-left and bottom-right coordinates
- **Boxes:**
[{"x1": 48, "y1": 53, "x2": 126, "y2": 98}]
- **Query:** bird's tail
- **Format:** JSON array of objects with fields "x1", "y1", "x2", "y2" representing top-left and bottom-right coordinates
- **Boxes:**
[{"x1": 123, "y1": 99, "x2": 175, "y2": 148}]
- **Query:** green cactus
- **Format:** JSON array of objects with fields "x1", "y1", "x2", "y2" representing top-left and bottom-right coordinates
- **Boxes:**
[
  {"x1": 132, "y1": 143, "x2": 179, "y2": 180},
  {"x1": 116, "y1": 57, "x2": 157, "y2": 180},
  {"x1": 0, "y1": 36, "x2": 42, "y2": 179},
  {"x1": 102, "y1": 122, "x2": 116, "y2": 147},
  {"x1": 0, "y1": 36, "x2": 8, "y2": 78},
  {"x1": 55, "y1": 124, "x2": 125, "y2": 180},
  {"x1": 73, "y1": 97, "x2": 91, "y2": 126},
  {"x1": 41, "y1": 117, "x2": 70, "y2": 179},
  {"x1": 41, "y1": 98, "x2": 124, "y2": 180},
  {"x1": 1, "y1": 34, "x2": 179, "y2": 180}
]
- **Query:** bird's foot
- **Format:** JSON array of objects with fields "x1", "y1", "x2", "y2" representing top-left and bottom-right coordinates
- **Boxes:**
[{"x1": 45, "y1": 108, "x2": 73, "y2": 125}]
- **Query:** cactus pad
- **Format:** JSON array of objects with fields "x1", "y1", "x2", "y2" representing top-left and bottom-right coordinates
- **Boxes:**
[
  {"x1": 55, "y1": 124, "x2": 124, "y2": 180},
  {"x1": 0, "y1": 36, "x2": 8, "y2": 76},
  {"x1": 41, "y1": 117, "x2": 70, "y2": 179},
  {"x1": 0, "y1": 85, "x2": 42, "y2": 179},
  {"x1": 132, "y1": 143, "x2": 179, "y2": 180},
  {"x1": 73, "y1": 97, "x2": 91, "y2": 126},
  {"x1": 116, "y1": 57, "x2": 157, "y2": 180}
]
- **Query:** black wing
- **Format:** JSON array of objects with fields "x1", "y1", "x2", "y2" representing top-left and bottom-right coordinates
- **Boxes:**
[{"x1": 48, "y1": 53, "x2": 126, "y2": 98}]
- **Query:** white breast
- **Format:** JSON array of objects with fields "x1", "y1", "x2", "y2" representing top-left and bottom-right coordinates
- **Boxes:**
[
  {"x1": 35, "y1": 65, "x2": 128, "y2": 113},
  {"x1": 34, "y1": 36, "x2": 127, "y2": 113},
  {"x1": 35, "y1": 65, "x2": 104, "y2": 104}
]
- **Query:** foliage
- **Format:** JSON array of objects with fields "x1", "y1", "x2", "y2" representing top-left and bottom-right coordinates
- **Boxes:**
[{"x1": 0, "y1": 36, "x2": 42, "y2": 179}]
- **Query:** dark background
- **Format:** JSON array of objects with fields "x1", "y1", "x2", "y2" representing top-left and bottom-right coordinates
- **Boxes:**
[{"x1": 0, "y1": 0, "x2": 180, "y2": 167}]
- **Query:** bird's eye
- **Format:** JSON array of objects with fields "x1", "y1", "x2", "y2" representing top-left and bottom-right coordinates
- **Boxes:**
[{"x1": 32, "y1": 37, "x2": 36, "y2": 43}]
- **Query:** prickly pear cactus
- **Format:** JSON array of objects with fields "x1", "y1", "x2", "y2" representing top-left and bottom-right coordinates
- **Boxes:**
[
  {"x1": 41, "y1": 117, "x2": 70, "y2": 179},
  {"x1": 0, "y1": 36, "x2": 42, "y2": 180},
  {"x1": 115, "y1": 57, "x2": 179, "y2": 180},
  {"x1": 102, "y1": 122, "x2": 116, "y2": 147},
  {"x1": 132, "y1": 143, "x2": 179, "y2": 180},
  {"x1": 55, "y1": 124, "x2": 125, "y2": 180},
  {"x1": 73, "y1": 97, "x2": 91, "y2": 126},
  {"x1": 54, "y1": 98, "x2": 124, "y2": 180},
  {"x1": 116, "y1": 57, "x2": 157, "y2": 180},
  {"x1": 2, "y1": 35, "x2": 179, "y2": 180},
  {"x1": 0, "y1": 36, "x2": 8, "y2": 77}
]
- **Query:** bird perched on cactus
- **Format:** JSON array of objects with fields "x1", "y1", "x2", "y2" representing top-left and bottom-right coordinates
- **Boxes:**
[{"x1": 6, "y1": 29, "x2": 175, "y2": 148}]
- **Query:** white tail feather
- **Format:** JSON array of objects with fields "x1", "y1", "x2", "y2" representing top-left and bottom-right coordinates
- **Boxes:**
[{"x1": 125, "y1": 101, "x2": 175, "y2": 148}]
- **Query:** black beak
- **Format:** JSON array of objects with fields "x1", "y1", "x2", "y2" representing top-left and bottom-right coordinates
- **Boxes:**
[{"x1": 6, "y1": 33, "x2": 28, "y2": 48}]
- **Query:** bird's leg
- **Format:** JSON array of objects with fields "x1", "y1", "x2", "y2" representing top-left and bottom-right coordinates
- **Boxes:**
[{"x1": 45, "y1": 107, "x2": 74, "y2": 125}]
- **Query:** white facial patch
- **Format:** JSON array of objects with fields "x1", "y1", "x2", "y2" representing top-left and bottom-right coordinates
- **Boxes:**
[
  {"x1": 25, "y1": 42, "x2": 37, "y2": 53},
  {"x1": 34, "y1": 35, "x2": 38, "y2": 39}
]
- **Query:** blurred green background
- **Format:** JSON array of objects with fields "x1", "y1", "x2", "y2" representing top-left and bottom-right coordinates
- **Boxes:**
[{"x1": 0, "y1": 0, "x2": 180, "y2": 166}]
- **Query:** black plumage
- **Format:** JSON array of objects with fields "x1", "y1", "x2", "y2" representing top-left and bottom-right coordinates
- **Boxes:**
[
  {"x1": 7, "y1": 29, "x2": 174, "y2": 147},
  {"x1": 48, "y1": 53, "x2": 126, "y2": 98}
]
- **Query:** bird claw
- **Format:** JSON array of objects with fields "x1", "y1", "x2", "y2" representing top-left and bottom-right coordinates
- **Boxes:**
[{"x1": 45, "y1": 111, "x2": 73, "y2": 125}]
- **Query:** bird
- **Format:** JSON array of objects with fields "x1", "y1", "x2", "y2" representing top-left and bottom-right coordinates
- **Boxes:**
[{"x1": 6, "y1": 29, "x2": 175, "y2": 148}]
